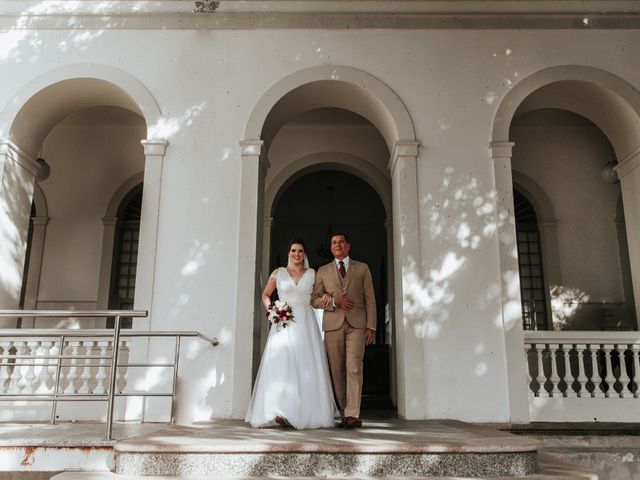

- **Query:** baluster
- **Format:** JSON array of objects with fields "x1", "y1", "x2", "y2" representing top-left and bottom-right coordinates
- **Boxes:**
[
  {"x1": 632, "y1": 345, "x2": 640, "y2": 398},
  {"x1": 576, "y1": 344, "x2": 589, "y2": 397},
  {"x1": 525, "y1": 344, "x2": 534, "y2": 396},
  {"x1": 618, "y1": 344, "x2": 633, "y2": 399},
  {"x1": 78, "y1": 341, "x2": 94, "y2": 394},
  {"x1": 0, "y1": 341, "x2": 11, "y2": 393},
  {"x1": 9, "y1": 341, "x2": 25, "y2": 394},
  {"x1": 589, "y1": 344, "x2": 605, "y2": 398},
  {"x1": 22, "y1": 341, "x2": 38, "y2": 394},
  {"x1": 50, "y1": 340, "x2": 62, "y2": 394},
  {"x1": 548, "y1": 343, "x2": 561, "y2": 397},
  {"x1": 36, "y1": 341, "x2": 53, "y2": 394},
  {"x1": 116, "y1": 340, "x2": 129, "y2": 394},
  {"x1": 562, "y1": 344, "x2": 577, "y2": 398},
  {"x1": 535, "y1": 344, "x2": 549, "y2": 397},
  {"x1": 603, "y1": 344, "x2": 617, "y2": 398},
  {"x1": 64, "y1": 342, "x2": 80, "y2": 394},
  {"x1": 94, "y1": 342, "x2": 108, "y2": 395}
]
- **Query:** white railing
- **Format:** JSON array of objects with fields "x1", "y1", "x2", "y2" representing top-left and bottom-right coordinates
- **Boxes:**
[
  {"x1": 0, "y1": 310, "x2": 219, "y2": 438},
  {"x1": 524, "y1": 331, "x2": 640, "y2": 421}
]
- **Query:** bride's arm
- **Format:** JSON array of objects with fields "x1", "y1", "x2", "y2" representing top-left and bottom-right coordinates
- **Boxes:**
[{"x1": 261, "y1": 269, "x2": 278, "y2": 313}]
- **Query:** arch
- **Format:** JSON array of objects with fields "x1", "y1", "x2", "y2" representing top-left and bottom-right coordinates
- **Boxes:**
[
  {"x1": 266, "y1": 153, "x2": 391, "y2": 220},
  {"x1": 0, "y1": 63, "x2": 162, "y2": 157},
  {"x1": 511, "y1": 171, "x2": 557, "y2": 224},
  {"x1": 492, "y1": 65, "x2": 640, "y2": 161},
  {"x1": 97, "y1": 174, "x2": 144, "y2": 310},
  {"x1": 104, "y1": 172, "x2": 145, "y2": 218},
  {"x1": 235, "y1": 64, "x2": 421, "y2": 420},
  {"x1": 244, "y1": 65, "x2": 415, "y2": 152}
]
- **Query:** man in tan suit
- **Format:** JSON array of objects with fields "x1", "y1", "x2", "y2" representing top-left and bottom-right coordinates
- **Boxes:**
[{"x1": 311, "y1": 233, "x2": 376, "y2": 428}]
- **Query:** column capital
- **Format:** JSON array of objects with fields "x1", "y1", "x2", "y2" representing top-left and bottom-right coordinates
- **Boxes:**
[
  {"x1": 615, "y1": 147, "x2": 640, "y2": 180},
  {"x1": 489, "y1": 141, "x2": 515, "y2": 159},
  {"x1": 389, "y1": 140, "x2": 420, "y2": 174},
  {"x1": 0, "y1": 140, "x2": 40, "y2": 176},
  {"x1": 31, "y1": 216, "x2": 49, "y2": 226},
  {"x1": 141, "y1": 138, "x2": 168, "y2": 156},
  {"x1": 239, "y1": 138, "x2": 269, "y2": 169}
]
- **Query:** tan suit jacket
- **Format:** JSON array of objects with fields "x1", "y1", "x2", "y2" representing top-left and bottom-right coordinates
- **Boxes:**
[{"x1": 311, "y1": 259, "x2": 377, "y2": 331}]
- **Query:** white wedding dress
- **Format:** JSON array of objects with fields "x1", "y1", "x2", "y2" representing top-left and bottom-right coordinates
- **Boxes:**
[{"x1": 245, "y1": 267, "x2": 337, "y2": 429}]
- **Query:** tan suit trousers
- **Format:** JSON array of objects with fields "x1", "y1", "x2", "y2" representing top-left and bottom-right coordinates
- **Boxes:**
[{"x1": 324, "y1": 320, "x2": 366, "y2": 419}]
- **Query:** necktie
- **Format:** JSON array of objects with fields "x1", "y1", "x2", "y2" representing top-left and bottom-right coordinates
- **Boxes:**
[{"x1": 338, "y1": 260, "x2": 346, "y2": 278}]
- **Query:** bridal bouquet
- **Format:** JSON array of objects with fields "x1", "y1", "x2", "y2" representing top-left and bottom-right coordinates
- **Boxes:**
[{"x1": 267, "y1": 300, "x2": 295, "y2": 331}]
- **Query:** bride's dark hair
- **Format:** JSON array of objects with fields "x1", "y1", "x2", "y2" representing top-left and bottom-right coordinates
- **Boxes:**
[{"x1": 287, "y1": 237, "x2": 306, "y2": 252}]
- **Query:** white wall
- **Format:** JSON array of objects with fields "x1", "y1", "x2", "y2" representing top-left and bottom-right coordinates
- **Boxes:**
[{"x1": 1, "y1": 25, "x2": 640, "y2": 421}]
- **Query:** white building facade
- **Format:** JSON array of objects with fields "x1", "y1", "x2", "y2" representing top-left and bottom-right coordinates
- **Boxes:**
[{"x1": 1, "y1": 1, "x2": 640, "y2": 425}]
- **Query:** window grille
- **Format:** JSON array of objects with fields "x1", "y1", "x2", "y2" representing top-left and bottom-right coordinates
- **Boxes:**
[{"x1": 514, "y1": 189, "x2": 549, "y2": 330}]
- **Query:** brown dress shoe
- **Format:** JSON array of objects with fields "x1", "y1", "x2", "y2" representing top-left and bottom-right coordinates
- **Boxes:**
[{"x1": 343, "y1": 416, "x2": 362, "y2": 428}]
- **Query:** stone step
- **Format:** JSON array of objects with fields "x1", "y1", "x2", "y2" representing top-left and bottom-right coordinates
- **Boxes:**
[
  {"x1": 110, "y1": 419, "x2": 542, "y2": 477},
  {"x1": 49, "y1": 453, "x2": 599, "y2": 479}
]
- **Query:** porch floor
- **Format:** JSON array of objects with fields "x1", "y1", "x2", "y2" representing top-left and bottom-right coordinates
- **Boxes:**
[{"x1": 0, "y1": 419, "x2": 599, "y2": 479}]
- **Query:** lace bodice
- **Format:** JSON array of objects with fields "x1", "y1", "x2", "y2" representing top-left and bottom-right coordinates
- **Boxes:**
[{"x1": 276, "y1": 267, "x2": 315, "y2": 305}]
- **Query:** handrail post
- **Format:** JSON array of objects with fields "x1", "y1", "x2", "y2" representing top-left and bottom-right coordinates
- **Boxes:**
[
  {"x1": 105, "y1": 315, "x2": 122, "y2": 440},
  {"x1": 170, "y1": 335, "x2": 182, "y2": 424},
  {"x1": 50, "y1": 334, "x2": 65, "y2": 425}
]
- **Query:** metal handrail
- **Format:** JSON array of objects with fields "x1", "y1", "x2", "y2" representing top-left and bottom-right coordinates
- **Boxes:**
[{"x1": 0, "y1": 310, "x2": 219, "y2": 439}]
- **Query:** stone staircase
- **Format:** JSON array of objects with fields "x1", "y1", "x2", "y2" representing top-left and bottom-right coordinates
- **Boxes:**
[{"x1": 48, "y1": 419, "x2": 597, "y2": 480}]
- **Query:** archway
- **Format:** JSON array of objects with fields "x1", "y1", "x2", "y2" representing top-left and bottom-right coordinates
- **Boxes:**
[
  {"x1": 0, "y1": 65, "x2": 166, "y2": 331},
  {"x1": 235, "y1": 65, "x2": 422, "y2": 419},
  {"x1": 271, "y1": 169, "x2": 392, "y2": 408},
  {"x1": 491, "y1": 65, "x2": 640, "y2": 421}
]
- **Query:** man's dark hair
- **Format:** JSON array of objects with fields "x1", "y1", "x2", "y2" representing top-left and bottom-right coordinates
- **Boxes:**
[{"x1": 330, "y1": 232, "x2": 350, "y2": 243}]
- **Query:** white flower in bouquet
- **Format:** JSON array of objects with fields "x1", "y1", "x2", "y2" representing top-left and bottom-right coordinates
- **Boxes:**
[{"x1": 267, "y1": 300, "x2": 295, "y2": 331}]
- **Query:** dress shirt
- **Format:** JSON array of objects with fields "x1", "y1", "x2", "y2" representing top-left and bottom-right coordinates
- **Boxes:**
[{"x1": 335, "y1": 256, "x2": 350, "y2": 272}]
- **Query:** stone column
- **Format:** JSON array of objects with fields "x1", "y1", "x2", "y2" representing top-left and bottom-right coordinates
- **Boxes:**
[
  {"x1": 614, "y1": 211, "x2": 636, "y2": 328},
  {"x1": 389, "y1": 140, "x2": 426, "y2": 419},
  {"x1": 615, "y1": 149, "x2": 640, "y2": 323},
  {"x1": 232, "y1": 139, "x2": 267, "y2": 418},
  {"x1": 96, "y1": 217, "x2": 118, "y2": 312},
  {"x1": 128, "y1": 138, "x2": 167, "y2": 422},
  {"x1": 0, "y1": 141, "x2": 40, "y2": 326},
  {"x1": 134, "y1": 139, "x2": 168, "y2": 327},
  {"x1": 384, "y1": 217, "x2": 397, "y2": 405},
  {"x1": 259, "y1": 216, "x2": 274, "y2": 352},
  {"x1": 538, "y1": 219, "x2": 561, "y2": 291},
  {"x1": 21, "y1": 215, "x2": 49, "y2": 325},
  {"x1": 490, "y1": 141, "x2": 530, "y2": 423}
]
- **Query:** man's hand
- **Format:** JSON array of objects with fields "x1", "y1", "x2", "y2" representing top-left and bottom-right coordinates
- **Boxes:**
[
  {"x1": 334, "y1": 293, "x2": 355, "y2": 311},
  {"x1": 365, "y1": 328, "x2": 376, "y2": 345}
]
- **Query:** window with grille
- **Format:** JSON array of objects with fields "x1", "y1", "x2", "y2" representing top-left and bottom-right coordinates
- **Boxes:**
[
  {"x1": 514, "y1": 189, "x2": 549, "y2": 330},
  {"x1": 108, "y1": 186, "x2": 142, "y2": 328}
]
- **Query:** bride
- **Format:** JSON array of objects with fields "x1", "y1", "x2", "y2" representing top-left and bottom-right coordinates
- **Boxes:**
[{"x1": 245, "y1": 238, "x2": 337, "y2": 429}]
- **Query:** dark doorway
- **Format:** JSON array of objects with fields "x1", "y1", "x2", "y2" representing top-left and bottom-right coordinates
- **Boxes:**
[{"x1": 271, "y1": 169, "x2": 392, "y2": 410}]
